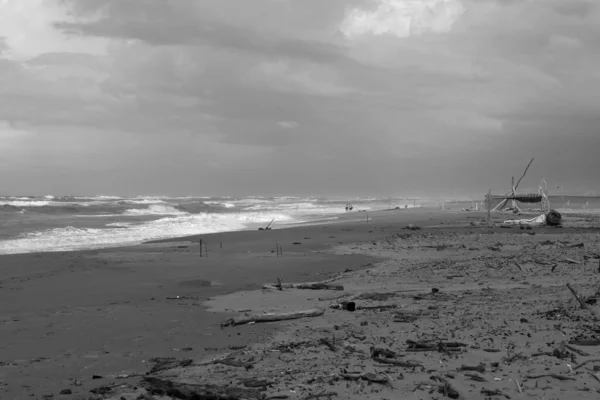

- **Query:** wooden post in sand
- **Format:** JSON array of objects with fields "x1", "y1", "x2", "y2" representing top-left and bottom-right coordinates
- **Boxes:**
[
  {"x1": 199, "y1": 239, "x2": 203, "y2": 257},
  {"x1": 486, "y1": 189, "x2": 492, "y2": 225}
]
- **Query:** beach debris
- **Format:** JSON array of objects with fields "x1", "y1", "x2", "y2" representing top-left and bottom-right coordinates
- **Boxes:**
[
  {"x1": 319, "y1": 337, "x2": 337, "y2": 352},
  {"x1": 403, "y1": 224, "x2": 421, "y2": 230},
  {"x1": 258, "y1": 218, "x2": 275, "y2": 231},
  {"x1": 149, "y1": 357, "x2": 194, "y2": 374},
  {"x1": 431, "y1": 375, "x2": 463, "y2": 399},
  {"x1": 59, "y1": 389, "x2": 72, "y2": 395},
  {"x1": 221, "y1": 308, "x2": 325, "y2": 327},
  {"x1": 405, "y1": 340, "x2": 466, "y2": 353},
  {"x1": 569, "y1": 339, "x2": 600, "y2": 346},
  {"x1": 574, "y1": 359, "x2": 600, "y2": 370},
  {"x1": 263, "y1": 277, "x2": 343, "y2": 291},
  {"x1": 370, "y1": 346, "x2": 398, "y2": 359},
  {"x1": 142, "y1": 376, "x2": 265, "y2": 400},
  {"x1": 339, "y1": 371, "x2": 390, "y2": 384},
  {"x1": 373, "y1": 357, "x2": 423, "y2": 368},
  {"x1": 263, "y1": 282, "x2": 344, "y2": 291},
  {"x1": 481, "y1": 388, "x2": 510, "y2": 399},
  {"x1": 196, "y1": 352, "x2": 259, "y2": 370},
  {"x1": 332, "y1": 301, "x2": 355, "y2": 311},
  {"x1": 566, "y1": 283, "x2": 591, "y2": 310},
  {"x1": 305, "y1": 391, "x2": 338, "y2": 400},
  {"x1": 238, "y1": 378, "x2": 275, "y2": 388},
  {"x1": 525, "y1": 374, "x2": 576, "y2": 381},
  {"x1": 458, "y1": 364, "x2": 485, "y2": 373}
]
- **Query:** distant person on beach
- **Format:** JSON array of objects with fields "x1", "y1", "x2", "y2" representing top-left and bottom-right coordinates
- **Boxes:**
[
  {"x1": 345, "y1": 204, "x2": 349, "y2": 212},
  {"x1": 349, "y1": 204, "x2": 353, "y2": 211}
]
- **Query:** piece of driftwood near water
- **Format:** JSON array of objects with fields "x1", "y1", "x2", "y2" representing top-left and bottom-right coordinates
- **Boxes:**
[
  {"x1": 221, "y1": 308, "x2": 325, "y2": 327},
  {"x1": 142, "y1": 376, "x2": 265, "y2": 400},
  {"x1": 263, "y1": 282, "x2": 344, "y2": 291},
  {"x1": 263, "y1": 276, "x2": 344, "y2": 291}
]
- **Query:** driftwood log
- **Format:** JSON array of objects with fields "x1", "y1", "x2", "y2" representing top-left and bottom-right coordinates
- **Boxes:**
[
  {"x1": 263, "y1": 277, "x2": 344, "y2": 291},
  {"x1": 221, "y1": 308, "x2": 325, "y2": 327},
  {"x1": 263, "y1": 282, "x2": 344, "y2": 291},
  {"x1": 142, "y1": 376, "x2": 265, "y2": 400}
]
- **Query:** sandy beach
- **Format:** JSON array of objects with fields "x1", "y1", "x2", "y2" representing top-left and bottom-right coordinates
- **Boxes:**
[{"x1": 1, "y1": 207, "x2": 600, "y2": 400}]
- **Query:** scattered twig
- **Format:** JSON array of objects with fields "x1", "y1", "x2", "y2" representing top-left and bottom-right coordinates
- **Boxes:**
[
  {"x1": 458, "y1": 364, "x2": 485, "y2": 373},
  {"x1": 142, "y1": 377, "x2": 264, "y2": 400},
  {"x1": 464, "y1": 372, "x2": 487, "y2": 382},
  {"x1": 339, "y1": 372, "x2": 389, "y2": 384},
  {"x1": 305, "y1": 391, "x2": 337, "y2": 400},
  {"x1": 481, "y1": 388, "x2": 510, "y2": 399},
  {"x1": 565, "y1": 344, "x2": 591, "y2": 357},
  {"x1": 148, "y1": 358, "x2": 193, "y2": 374},
  {"x1": 588, "y1": 372, "x2": 600, "y2": 384},
  {"x1": 483, "y1": 348, "x2": 501, "y2": 353},
  {"x1": 319, "y1": 337, "x2": 337, "y2": 352},
  {"x1": 566, "y1": 283, "x2": 587, "y2": 309},
  {"x1": 373, "y1": 357, "x2": 423, "y2": 368},
  {"x1": 574, "y1": 359, "x2": 600, "y2": 371},
  {"x1": 570, "y1": 340, "x2": 600, "y2": 346},
  {"x1": 525, "y1": 374, "x2": 576, "y2": 381}
]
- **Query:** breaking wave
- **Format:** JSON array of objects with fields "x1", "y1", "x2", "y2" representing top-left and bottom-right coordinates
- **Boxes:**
[
  {"x1": 0, "y1": 200, "x2": 52, "y2": 207},
  {"x1": 0, "y1": 212, "x2": 294, "y2": 254},
  {"x1": 123, "y1": 205, "x2": 186, "y2": 216}
]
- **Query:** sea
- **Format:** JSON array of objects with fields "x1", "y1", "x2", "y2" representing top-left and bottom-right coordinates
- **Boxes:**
[
  {"x1": 0, "y1": 195, "x2": 428, "y2": 255},
  {"x1": 1, "y1": 195, "x2": 597, "y2": 256}
]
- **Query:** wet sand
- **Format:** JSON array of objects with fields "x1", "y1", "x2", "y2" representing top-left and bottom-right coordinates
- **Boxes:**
[{"x1": 0, "y1": 207, "x2": 467, "y2": 399}]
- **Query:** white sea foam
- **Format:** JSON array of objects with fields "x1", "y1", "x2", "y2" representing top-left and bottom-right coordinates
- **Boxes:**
[
  {"x1": 87, "y1": 195, "x2": 123, "y2": 200},
  {"x1": 122, "y1": 199, "x2": 166, "y2": 205},
  {"x1": 105, "y1": 222, "x2": 132, "y2": 228},
  {"x1": 204, "y1": 201, "x2": 236, "y2": 208},
  {"x1": 123, "y1": 205, "x2": 186, "y2": 216},
  {"x1": 243, "y1": 201, "x2": 349, "y2": 214},
  {"x1": 0, "y1": 200, "x2": 51, "y2": 207},
  {"x1": 0, "y1": 212, "x2": 296, "y2": 254}
]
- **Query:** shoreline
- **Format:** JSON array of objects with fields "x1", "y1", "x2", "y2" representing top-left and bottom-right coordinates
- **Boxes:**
[{"x1": 0, "y1": 207, "x2": 465, "y2": 399}]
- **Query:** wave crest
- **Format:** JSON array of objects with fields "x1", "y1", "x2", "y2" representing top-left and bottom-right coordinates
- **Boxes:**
[{"x1": 123, "y1": 205, "x2": 186, "y2": 216}]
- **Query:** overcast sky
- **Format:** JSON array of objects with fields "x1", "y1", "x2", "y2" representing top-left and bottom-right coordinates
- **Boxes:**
[{"x1": 0, "y1": 0, "x2": 598, "y2": 197}]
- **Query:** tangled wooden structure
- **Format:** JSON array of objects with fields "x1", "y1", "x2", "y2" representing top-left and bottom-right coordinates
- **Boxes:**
[{"x1": 485, "y1": 158, "x2": 550, "y2": 221}]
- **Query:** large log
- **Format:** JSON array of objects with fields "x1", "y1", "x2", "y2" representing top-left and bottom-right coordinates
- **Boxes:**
[
  {"x1": 262, "y1": 282, "x2": 344, "y2": 290},
  {"x1": 142, "y1": 377, "x2": 265, "y2": 400},
  {"x1": 221, "y1": 308, "x2": 325, "y2": 327},
  {"x1": 263, "y1": 276, "x2": 344, "y2": 291}
]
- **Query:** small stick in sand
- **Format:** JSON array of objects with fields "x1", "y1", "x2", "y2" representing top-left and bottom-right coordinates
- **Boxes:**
[
  {"x1": 574, "y1": 359, "x2": 600, "y2": 371},
  {"x1": 515, "y1": 379, "x2": 523, "y2": 393},
  {"x1": 566, "y1": 283, "x2": 587, "y2": 309},
  {"x1": 514, "y1": 261, "x2": 524, "y2": 273},
  {"x1": 564, "y1": 343, "x2": 590, "y2": 357}
]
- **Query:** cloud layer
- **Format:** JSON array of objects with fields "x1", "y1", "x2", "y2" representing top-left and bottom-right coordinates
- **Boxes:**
[{"x1": 0, "y1": 0, "x2": 598, "y2": 196}]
